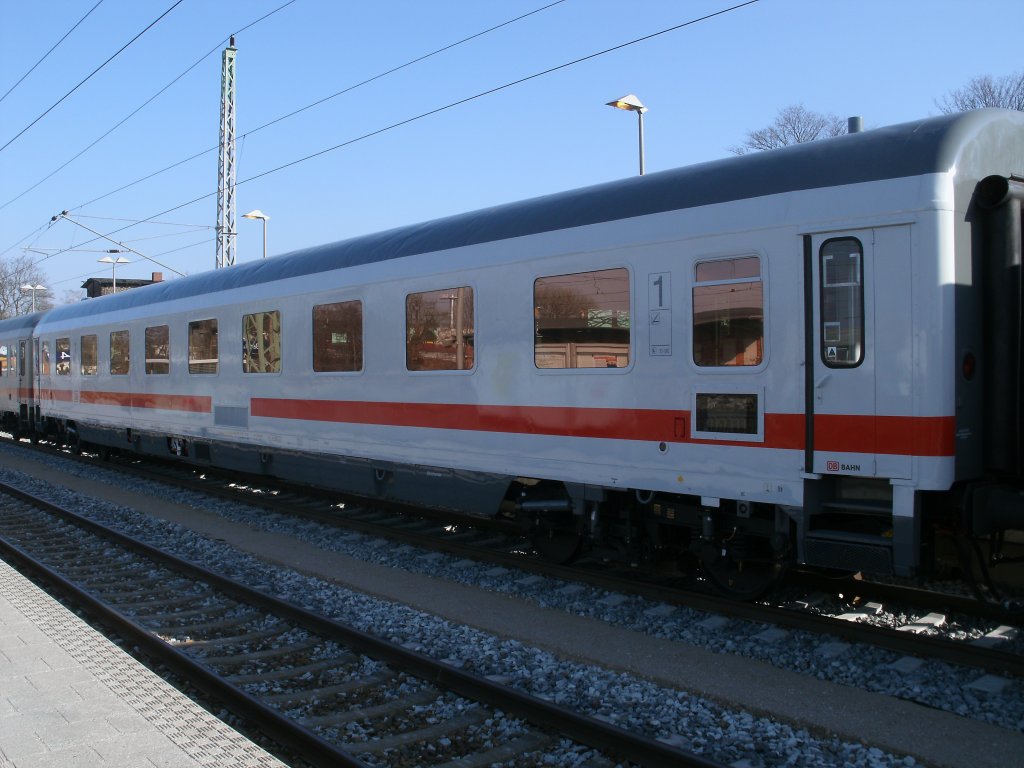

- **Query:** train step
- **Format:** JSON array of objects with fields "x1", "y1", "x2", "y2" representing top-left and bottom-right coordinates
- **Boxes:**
[
  {"x1": 803, "y1": 529, "x2": 894, "y2": 575},
  {"x1": 819, "y1": 498, "x2": 893, "y2": 516}
]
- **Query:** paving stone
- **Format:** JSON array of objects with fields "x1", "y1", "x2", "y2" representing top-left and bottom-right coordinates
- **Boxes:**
[
  {"x1": 556, "y1": 584, "x2": 586, "y2": 596},
  {"x1": 815, "y1": 641, "x2": 851, "y2": 658},
  {"x1": 834, "y1": 602, "x2": 884, "y2": 622},
  {"x1": 964, "y1": 674, "x2": 1012, "y2": 695},
  {"x1": 896, "y1": 612, "x2": 947, "y2": 633},
  {"x1": 886, "y1": 656, "x2": 925, "y2": 674},
  {"x1": 643, "y1": 604, "x2": 677, "y2": 618},
  {"x1": 515, "y1": 576, "x2": 546, "y2": 588},
  {"x1": 697, "y1": 615, "x2": 731, "y2": 631},
  {"x1": 752, "y1": 627, "x2": 790, "y2": 644},
  {"x1": 971, "y1": 625, "x2": 1019, "y2": 648}
]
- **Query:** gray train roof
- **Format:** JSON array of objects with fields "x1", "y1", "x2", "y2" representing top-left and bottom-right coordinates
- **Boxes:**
[
  {"x1": 43, "y1": 108, "x2": 1023, "y2": 325},
  {"x1": 0, "y1": 310, "x2": 45, "y2": 336}
]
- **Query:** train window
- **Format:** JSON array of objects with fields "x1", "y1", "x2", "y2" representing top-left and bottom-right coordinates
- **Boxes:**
[
  {"x1": 692, "y1": 256, "x2": 763, "y2": 367},
  {"x1": 0, "y1": 346, "x2": 4, "y2": 375},
  {"x1": 243, "y1": 310, "x2": 281, "y2": 373},
  {"x1": 110, "y1": 331, "x2": 129, "y2": 375},
  {"x1": 145, "y1": 325, "x2": 169, "y2": 374},
  {"x1": 820, "y1": 238, "x2": 864, "y2": 367},
  {"x1": 406, "y1": 287, "x2": 474, "y2": 371},
  {"x1": 56, "y1": 338, "x2": 71, "y2": 375},
  {"x1": 80, "y1": 335, "x2": 98, "y2": 376},
  {"x1": 534, "y1": 268, "x2": 630, "y2": 369},
  {"x1": 695, "y1": 393, "x2": 759, "y2": 435},
  {"x1": 313, "y1": 300, "x2": 363, "y2": 372},
  {"x1": 188, "y1": 319, "x2": 218, "y2": 374},
  {"x1": 19, "y1": 341, "x2": 26, "y2": 377},
  {"x1": 40, "y1": 341, "x2": 50, "y2": 376}
]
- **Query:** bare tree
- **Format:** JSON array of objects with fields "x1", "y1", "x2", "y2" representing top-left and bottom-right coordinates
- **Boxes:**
[
  {"x1": 0, "y1": 254, "x2": 50, "y2": 318},
  {"x1": 731, "y1": 104, "x2": 847, "y2": 155},
  {"x1": 937, "y1": 71, "x2": 1024, "y2": 113}
]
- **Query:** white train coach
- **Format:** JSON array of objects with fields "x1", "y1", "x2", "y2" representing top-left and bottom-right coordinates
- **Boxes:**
[{"x1": 4, "y1": 108, "x2": 1024, "y2": 596}]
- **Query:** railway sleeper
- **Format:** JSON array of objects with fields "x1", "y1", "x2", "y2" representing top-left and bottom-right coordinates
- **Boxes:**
[
  {"x1": 299, "y1": 687, "x2": 438, "y2": 727},
  {"x1": 264, "y1": 672, "x2": 402, "y2": 706},
  {"x1": 227, "y1": 655, "x2": 359, "y2": 684},
  {"x1": 344, "y1": 707, "x2": 490, "y2": 755}
]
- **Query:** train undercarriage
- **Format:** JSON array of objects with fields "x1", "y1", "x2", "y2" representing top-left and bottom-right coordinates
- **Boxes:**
[{"x1": 15, "y1": 415, "x2": 1024, "y2": 602}]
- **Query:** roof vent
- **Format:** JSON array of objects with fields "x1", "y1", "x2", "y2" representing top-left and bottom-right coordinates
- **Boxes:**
[{"x1": 848, "y1": 116, "x2": 864, "y2": 134}]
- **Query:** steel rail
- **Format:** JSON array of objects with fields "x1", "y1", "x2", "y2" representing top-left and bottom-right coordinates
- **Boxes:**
[
  {"x1": 118, "y1": 457, "x2": 1024, "y2": 678},
  {"x1": 12, "y1": 436, "x2": 1024, "y2": 676},
  {"x1": 0, "y1": 480, "x2": 725, "y2": 768}
]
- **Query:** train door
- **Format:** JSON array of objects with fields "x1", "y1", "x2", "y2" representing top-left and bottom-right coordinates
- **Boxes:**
[
  {"x1": 806, "y1": 226, "x2": 913, "y2": 480},
  {"x1": 18, "y1": 339, "x2": 33, "y2": 428}
]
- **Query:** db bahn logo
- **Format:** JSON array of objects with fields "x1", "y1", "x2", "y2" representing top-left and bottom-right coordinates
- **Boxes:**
[{"x1": 826, "y1": 460, "x2": 840, "y2": 472}]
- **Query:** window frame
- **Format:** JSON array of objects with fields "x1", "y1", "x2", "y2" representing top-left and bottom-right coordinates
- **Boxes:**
[
  {"x1": 242, "y1": 309, "x2": 282, "y2": 375},
  {"x1": 80, "y1": 334, "x2": 98, "y2": 376},
  {"x1": 145, "y1": 325, "x2": 170, "y2": 375},
  {"x1": 312, "y1": 299, "x2": 364, "y2": 374},
  {"x1": 187, "y1": 318, "x2": 219, "y2": 375},
  {"x1": 818, "y1": 237, "x2": 865, "y2": 369},
  {"x1": 55, "y1": 337, "x2": 71, "y2": 376},
  {"x1": 405, "y1": 285, "x2": 476, "y2": 373},
  {"x1": 532, "y1": 266, "x2": 632, "y2": 372},
  {"x1": 109, "y1": 330, "x2": 130, "y2": 376},
  {"x1": 691, "y1": 254, "x2": 765, "y2": 369}
]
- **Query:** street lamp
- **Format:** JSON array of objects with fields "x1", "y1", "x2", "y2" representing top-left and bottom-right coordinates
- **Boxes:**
[
  {"x1": 98, "y1": 254, "x2": 131, "y2": 292},
  {"x1": 242, "y1": 209, "x2": 270, "y2": 260},
  {"x1": 606, "y1": 94, "x2": 648, "y2": 176},
  {"x1": 21, "y1": 284, "x2": 45, "y2": 312}
]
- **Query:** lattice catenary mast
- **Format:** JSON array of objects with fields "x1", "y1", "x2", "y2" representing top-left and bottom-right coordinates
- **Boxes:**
[{"x1": 215, "y1": 37, "x2": 237, "y2": 269}]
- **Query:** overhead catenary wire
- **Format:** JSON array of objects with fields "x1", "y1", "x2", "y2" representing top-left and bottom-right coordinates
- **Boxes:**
[
  {"x1": 26, "y1": 1, "x2": 759, "y2": 269},
  {"x1": 0, "y1": 0, "x2": 106, "y2": 106},
  {"x1": 61, "y1": 0, "x2": 569, "y2": 215},
  {"x1": 0, "y1": 0, "x2": 300, "y2": 215},
  {"x1": 0, "y1": 0, "x2": 185, "y2": 156}
]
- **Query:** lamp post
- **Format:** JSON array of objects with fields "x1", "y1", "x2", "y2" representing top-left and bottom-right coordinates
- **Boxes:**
[
  {"x1": 98, "y1": 254, "x2": 131, "y2": 293},
  {"x1": 21, "y1": 284, "x2": 45, "y2": 312},
  {"x1": 242, "y1": 209, "x2": 270, "y2": 259},
  {"x1": 606, "y1": 94, "x2": 648, "y2": 176}
]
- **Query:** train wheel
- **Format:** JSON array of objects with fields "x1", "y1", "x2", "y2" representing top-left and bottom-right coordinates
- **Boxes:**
[
  {"x1": 531, "y1": 524, "x2": 581, "y2": 564},
  {"x1": 699, "y1": 540, "x2": 785, "y2": 600}
]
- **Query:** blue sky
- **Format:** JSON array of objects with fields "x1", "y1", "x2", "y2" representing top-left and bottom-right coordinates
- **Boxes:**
[{"x1": 1, "y1": 0, "x2": 1021, "y2": 299}]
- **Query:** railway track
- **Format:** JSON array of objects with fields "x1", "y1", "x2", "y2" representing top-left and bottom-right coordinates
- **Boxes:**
[
  {"x1": 62, "y1": 445, "x2": 1024, "y2": 681},
  {"x1": 0, "y1": 480, "x2": 722, "y2": 768}
]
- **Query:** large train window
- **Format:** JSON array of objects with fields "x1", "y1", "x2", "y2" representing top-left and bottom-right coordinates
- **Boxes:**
[
  {"x1": 110, "y1": 331, "x2": 129, "y2": 375},
  {"x1": 243, "y1": 310, "x2": 281, "y2": 373},
  {"x1": 406, "y1": 287, "x2": 474, "y2": 371},
  {"x1": 313, "y1": 300, "x2": 363, "y2": 372},
  {"x1": 80, "y1": 335, "x2": 98, "y2": 376},
  {"x1": 534, "y1": 268, "x2": 630, "y2": 369},
  {"x1": 56, "y1": 337, "x2": 70, "y2": 375},
  {"x1": 188, "y1": 319, "x2": 218, "y2": 374},
  {"x1": 819, "y1": 238, "x2": 864, "y2": 368},
  {"x1": 692, "y1": 256, "x2": 763, "y2": 367},
  {"x1": 40, "y1": 341, "x2": 50, "y2": 376},
  {"x1": 145, "y1": 325, "x2": 169, "y2": 374}
]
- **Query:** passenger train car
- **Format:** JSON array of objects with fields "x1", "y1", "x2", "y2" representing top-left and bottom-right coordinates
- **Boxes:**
[{"x1": 4, "y1": 108, "x2": 1024, "y2": 595}]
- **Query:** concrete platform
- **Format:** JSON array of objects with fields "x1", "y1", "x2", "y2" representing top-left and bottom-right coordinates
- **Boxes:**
[{"x1": 0, "y1": 558, "x2": 286, "y2": 768}]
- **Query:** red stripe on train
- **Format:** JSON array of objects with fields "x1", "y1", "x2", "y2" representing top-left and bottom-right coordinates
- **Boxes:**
[{"x1": 39, "y1": 389, "x2": 211, "y2": 413}]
